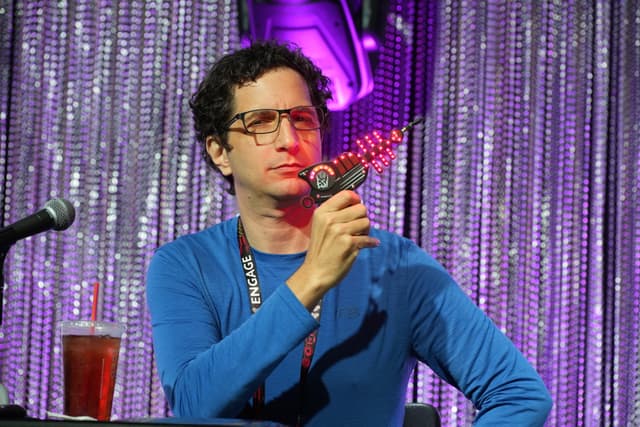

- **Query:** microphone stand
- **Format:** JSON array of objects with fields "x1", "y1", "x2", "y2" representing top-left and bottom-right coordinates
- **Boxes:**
[{"x1": 0, "y1": 242, "x2": 28, "y2": 418}]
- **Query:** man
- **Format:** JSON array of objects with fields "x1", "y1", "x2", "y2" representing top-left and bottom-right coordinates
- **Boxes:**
[{"x1": 147, "y1": 40, "x2": 552, "y2": 426}]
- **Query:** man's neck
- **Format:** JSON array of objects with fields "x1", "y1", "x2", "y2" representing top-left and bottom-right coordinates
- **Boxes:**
[{"x1": 236, "y1": 197, "x2": 314, "y2": 254}]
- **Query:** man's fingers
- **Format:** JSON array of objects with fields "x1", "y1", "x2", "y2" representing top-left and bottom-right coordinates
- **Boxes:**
[
  {"x1": 319, "y1": 190, "x2": 363, "y2": 212},
  {"x1": 354, "y1": 235, "x2": 380, "y2": 249}
]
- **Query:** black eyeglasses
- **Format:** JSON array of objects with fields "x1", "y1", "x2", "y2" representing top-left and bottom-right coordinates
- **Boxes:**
[{"x1": 223, "y1": 105, "x2": 325, "y2": 135}]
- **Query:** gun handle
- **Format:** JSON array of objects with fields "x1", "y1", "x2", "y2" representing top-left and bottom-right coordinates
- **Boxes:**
[{"x1": 299, "y1": 152, "x2": 369, "y2": 207}]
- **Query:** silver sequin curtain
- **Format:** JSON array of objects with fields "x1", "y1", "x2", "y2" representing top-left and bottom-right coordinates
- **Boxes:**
[{"x1": 0, "y1": 1, "x2": 638, "y2": 426}]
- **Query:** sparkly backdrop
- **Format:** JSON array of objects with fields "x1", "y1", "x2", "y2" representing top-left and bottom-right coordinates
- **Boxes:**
[{"x1": 0, "y1": 1, "x2": 639, "y2": 426}]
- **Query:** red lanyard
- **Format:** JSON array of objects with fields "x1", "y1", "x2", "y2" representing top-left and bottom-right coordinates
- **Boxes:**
[{"x1": 237, "y1": 219, "x2": 321, "y2": 425}]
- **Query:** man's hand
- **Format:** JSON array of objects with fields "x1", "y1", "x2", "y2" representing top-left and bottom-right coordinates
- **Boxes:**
[{"x1": 286, "y1": 190, "x2": 380, "y2": 310}]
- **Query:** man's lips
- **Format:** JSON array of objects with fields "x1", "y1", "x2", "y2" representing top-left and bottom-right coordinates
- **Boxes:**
[{"x1": 271, "y1": 163, "x2": 304, "y2": 172}]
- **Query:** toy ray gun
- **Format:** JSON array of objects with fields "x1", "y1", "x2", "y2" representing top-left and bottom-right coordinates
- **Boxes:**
[{"x1": 298, "y1": 117, "x2": 424, "y2": 208}]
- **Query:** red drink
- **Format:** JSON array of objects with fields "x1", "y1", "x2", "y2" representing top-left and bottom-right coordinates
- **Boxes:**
[{"x1": 61, "y1": 321, "x2": 123, "y2": 421}]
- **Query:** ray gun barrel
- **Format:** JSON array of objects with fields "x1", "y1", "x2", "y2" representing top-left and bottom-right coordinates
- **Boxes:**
[{"x1": 298, "y1": 117, "x2": 424, "y2": 208}]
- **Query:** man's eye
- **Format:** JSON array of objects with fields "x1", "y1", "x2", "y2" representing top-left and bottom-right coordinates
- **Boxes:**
[
  {"x1": 292, "y1": 112, "x2": 316, "y2": 122},
  {"x1": 246, "y1": 113, "x2": 276, "y2": 128},
  {"x1": 246, "y1": 118, "x2": 265, "y2": 126}
]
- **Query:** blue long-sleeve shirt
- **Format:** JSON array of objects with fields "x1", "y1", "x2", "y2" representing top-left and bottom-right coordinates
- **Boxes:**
[{"x1": 146, "y1": 216, "x2": 551, "y2": 426}]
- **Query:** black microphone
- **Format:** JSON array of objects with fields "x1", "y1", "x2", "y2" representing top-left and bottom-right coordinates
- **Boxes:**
[{"x1": 0, "y1": 198, "x2": 75, "y2": 247}]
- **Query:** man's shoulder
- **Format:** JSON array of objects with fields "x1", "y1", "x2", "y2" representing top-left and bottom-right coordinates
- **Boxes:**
[
  {"x1": 366, "y1": 227, "x2": 441, "y2": 267},
  {"x1": 155, "y1": 216, "x2": 237, "y2": 255},
  {"x1": 369, "y1": 227, "x2": 415, "y2": 249}
]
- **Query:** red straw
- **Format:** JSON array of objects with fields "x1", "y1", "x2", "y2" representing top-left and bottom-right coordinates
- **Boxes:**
[{"x1": 91, "y1": 281, "x2": 100, "y2": 322}]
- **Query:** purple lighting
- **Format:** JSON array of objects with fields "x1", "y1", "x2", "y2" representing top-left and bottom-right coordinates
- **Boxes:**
[
  {"x1": 361, "y1": 33, "x2": 379, "y2": 52},
  {"x1": 245, "y1": 0, "x2": 374, "y2": 110}
]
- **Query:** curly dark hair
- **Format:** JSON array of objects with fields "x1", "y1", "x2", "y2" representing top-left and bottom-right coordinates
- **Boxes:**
[{"x1": 189, "y1": 40, "x2": 333, "y2": 194}]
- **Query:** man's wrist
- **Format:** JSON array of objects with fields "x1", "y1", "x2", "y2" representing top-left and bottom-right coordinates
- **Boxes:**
[{"x1": 286, "y1": 267, "x2": 327, "y2": 311}]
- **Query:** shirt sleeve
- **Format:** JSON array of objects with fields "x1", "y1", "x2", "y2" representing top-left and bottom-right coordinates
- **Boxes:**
[
  {"x1": 404, "y1": 245, "x2": 553, "y2": 426},
  {"x1": 146, "y1": 243, "x2": 318, "y2": 418}
]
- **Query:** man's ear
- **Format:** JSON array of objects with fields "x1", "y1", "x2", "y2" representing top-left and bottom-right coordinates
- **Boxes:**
[{"x1": 206, "y1": 136, "x2": 231, "y2": 176}]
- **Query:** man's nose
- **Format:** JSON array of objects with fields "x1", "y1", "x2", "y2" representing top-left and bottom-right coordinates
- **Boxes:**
[{"x1": 274, "y1": 115, "x2": 300, "y2": 151}]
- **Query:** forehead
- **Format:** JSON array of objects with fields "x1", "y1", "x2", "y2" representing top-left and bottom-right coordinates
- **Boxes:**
[{"x1": 232, "y1": 67, "x2": 313, "y2": 112}]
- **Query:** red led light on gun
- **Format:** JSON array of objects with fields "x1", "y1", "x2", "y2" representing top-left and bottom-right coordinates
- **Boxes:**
[
  {"x1": 297, "y1": 117, "x2": 423, "y2": 208},
  {"x1": 353, "y1": 129, "x2": 401, "y2": 174},
  {"x1": 308, "y1": 164, "x2": 336, "y2": 181}
]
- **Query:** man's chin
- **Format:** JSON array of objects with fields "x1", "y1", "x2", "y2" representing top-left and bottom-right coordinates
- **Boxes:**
[{"x1": 273, "y1": 182, "x2": 310, "y2": 203}]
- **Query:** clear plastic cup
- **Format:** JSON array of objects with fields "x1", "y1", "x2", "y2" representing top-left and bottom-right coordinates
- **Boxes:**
[{"x1": 60, "y1": 320, "x2": 124, "y2": 421}]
